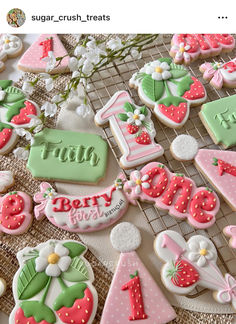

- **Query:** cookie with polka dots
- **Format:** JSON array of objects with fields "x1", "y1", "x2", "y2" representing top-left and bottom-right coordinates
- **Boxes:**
[{"x1": 129, "y1": 57, "x2": 206, "y2": 129}]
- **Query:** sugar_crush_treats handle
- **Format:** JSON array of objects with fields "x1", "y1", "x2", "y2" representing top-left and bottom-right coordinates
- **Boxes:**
[
  {"x1": 154, "y1": 230, "x2": 236, "y2": 310},
  {"x1": 0, "y1": 191, "x2": 33, "y2": 235}
]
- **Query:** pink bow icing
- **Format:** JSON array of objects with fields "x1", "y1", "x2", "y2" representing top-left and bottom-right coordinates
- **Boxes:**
[
  {"x1": 33, "y1": 182, "x2": 53, "y2": 220},
  {"x1": 218, "y1": 273, "x2": 236, "y2": 303},
  {"x1": 201, "y1": 62, "x2": 223, "y2": 88}
]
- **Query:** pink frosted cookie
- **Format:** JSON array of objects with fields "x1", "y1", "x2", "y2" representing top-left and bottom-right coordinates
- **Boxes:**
[
  {"x1": 200, "y1": 59, "x2": 236, "y2": 89},
  {"x1": 0, "y1": 34, "x2": 23, "y2": 72},
  {"x1": 124, "y1": 162, "x2": 220, "y2": 229},
  {"x1": 95, "y1": 90, "x2": 164, "y2": 169},
  {"x1": 0, "y1": 190, "x2": 33, "y2": 235},
  {"x1": 9, "y1": 240, "x2": 98, "y2": 324},
  {"x1": 154, "y1": 230, "x2": 236, "y2": 311},
  {"x1": 33, "y1": 175, "x2": 129, "y2": 232},
  {"x1": 101, "y1": 222, "x2": 176, "y2": 323},
  {"x1": 18, "y1": 34, "x2": 70, "y2": 74},
  {"x1": 224, "y1": 226, "x2": 236, "y2": 249},
  {"x1": 170, "y1": 34, "x2": 235, "y2": 65},
  {"x1": 129, "y1": 58, "x2": 206, "y2": 129}
]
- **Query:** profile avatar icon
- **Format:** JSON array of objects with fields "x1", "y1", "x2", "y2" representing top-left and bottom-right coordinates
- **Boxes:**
[{"x1": 7, "y1": 8, "x2": 26, "y2": 28}]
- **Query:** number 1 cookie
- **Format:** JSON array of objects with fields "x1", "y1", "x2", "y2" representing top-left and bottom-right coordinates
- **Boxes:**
[
  {"x1": 129, "y1": 58, "x2": 206, "y2": 128},
  {"x1": 154, "y1": 230, "x2": 236, "y2": 311},
  {"x1": 9, "y1": 240, "x2": 98, "y2": 324}
]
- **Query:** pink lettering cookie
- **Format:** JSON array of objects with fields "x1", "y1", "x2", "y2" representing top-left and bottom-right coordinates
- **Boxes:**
[
  {"x1": 170, "y1": 34, "x2": 235, "y2": 65},
  {"x1": 101, "y1": 222, "x2": 176, "y2": 323},
  {"x1": 0, "y1": 34, "x2": 23, "y2": 72},
  {"x1": 18, "y1": 34, "x2": 70, "y2": 74},
  {"x1": 124, "y1": 162, "x2": 220, "y2": 229},
  {"x1": 200, "y1": 59, "x2": 236, "y2": 89},
  {"x1": 129, "y1": 58, "x2": 206, "y2": 129},
  {"x1": 34, "y1": 175, "x2": 129, "y2": 232},
  {"x1": 154, "y1": 230, "x2": 236, "y2": 311},
  {"x1": 0, "y1": 190, "x2": 33, "y2": 235},
  {"x1": 95, "y1": 91, "x2": 164, "y2": 169},
  {"x1": 9, "y1": 240, "x2": 98, "y2": 324},
  {"x1": 224, "y1": 226, "x2": 236, "y2": 249}
]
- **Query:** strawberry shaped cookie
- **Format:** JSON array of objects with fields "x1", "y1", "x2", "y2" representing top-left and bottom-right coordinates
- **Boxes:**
[
  {"x1": 129, "y1": 58, "x2": 206, "y2": 129},
  {"x1": 101, "y1": 222, "x2": 176, "y2": 323},
  {"x1": 154, "y1": 230, "x2": 236, "y2": 311},
  {"x1": 0, "y1": 80, "x2": 40, "y2": 155},
  {"x1": 9, "y1": 240, "x2": 98, "y2": 324}
]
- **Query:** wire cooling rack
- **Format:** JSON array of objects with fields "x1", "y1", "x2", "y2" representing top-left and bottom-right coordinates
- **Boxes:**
[{"x1": 86, "y1": 34, "x2": 236, "y2": 298}]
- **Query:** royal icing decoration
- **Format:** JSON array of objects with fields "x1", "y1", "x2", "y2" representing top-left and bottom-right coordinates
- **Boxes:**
[
  {"x1": 154, "y1": 230, "x2": 236, "y2": 310},
  {"x1": 224, "y1": 226, "x2": 236, "y2": 249},
  {"x1": 0, "y1": 278, "x2": 6, "y2": 297},
  {"x1": 129, "y1": 58, "x2": 206, "y2": 128},
  {"x1": 0, "y1": 170, "x2": 14, "y2": 192},
  {"x1": 95, "y1": 91, "x2": 164, "y2": 169},
  {"x1": 200, "y1": 59, "x2": 236, "y2": 89},
  {"x1": 0, "y1": 34, "x2": 23, "y2": 72},
  {"x1": 27, "y1": 128, "x2": 108, "y2": 184},
  {"x1": 18, "y1": 34, "x2": 70, "y2": 74},
  {"x1": 195, "y1": 149, "x2": 236, "y2": 211},
  {"x1": 101, "y1": 223, "x2": 176, "y2": 323},
  {"x1": 124, "y1": 162, "x2": 220, "y2": 229},
  {"x1": 0, "y1": 80, "x2": 40, "y2": 155},
  {"x1": 170, "y1": 34, "x2": 235, "y2": 65},
  {"x1": 199, "y1": 95, "x2": 236, "y2": 148},
  {"x1": 34, "y1": 176, "x2": 129, "y2": 232},
  {"x1": 170, "y1": 134, "x2": 198, "y2": 161},
  {"x1": 9, "y1": 240, "x2": 98, "y2": 324},
  {"x1": 0, "y1": 191, "x2": 32, "y2": 235}
]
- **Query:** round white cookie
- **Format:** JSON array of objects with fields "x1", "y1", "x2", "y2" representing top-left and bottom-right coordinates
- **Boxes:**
[
  {"x1": 170, "y1": 134, "x2": 198, "y2": 161},
  {"x1": 110, "y1": 222, "x2": 141, "y2": 252}
]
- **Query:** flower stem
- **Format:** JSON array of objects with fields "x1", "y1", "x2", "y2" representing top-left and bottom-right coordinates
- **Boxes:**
[
  {"x1": 164, "y1": 81, "x2": 172, "y2": 97},
  {"x1": 57, "y1": 276, "x2": 68, "y2": 292},
  {"x1": 40, "y1": 276, "x2": 52, "y2": 305}
]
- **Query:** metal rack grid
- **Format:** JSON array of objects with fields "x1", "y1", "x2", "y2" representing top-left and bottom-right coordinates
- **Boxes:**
[{"x1": 86, "y1": 34, "x2": 236, "y2": 298}]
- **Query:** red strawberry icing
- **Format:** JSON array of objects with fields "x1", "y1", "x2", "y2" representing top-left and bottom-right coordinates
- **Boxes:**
[
  {"x1": 189, "y1": 190, "x2": 216, "y2": 223},
  {"x1": 169, "y1": 259, "x2": 199, "y2": 288},
  {"x1": 142, "y1": 165, "x2": 168, "y2": 198},
  {"x1": 135, "y1": 131, "x2": 151, "y2": 145},
  {"x1": 182, "y1": 77, "x2": 205, "y2": 100},
  {"x1": 0, "y1": 128, "x2": 13, "y2": 149},
  {"x1": 15, "y1": 308, "x2": 50, "y2": 324},
  {"x1": 11, "y1": 101, "x2": 37, "y2": 125},
  {"x1": 56, "y1": 287, "x2": 93, "y2": 324},
  {"x1": 158, "y1": 102, "x2": 187, "y2": 123},
  {"x1": 0, "y1": 193, "x2": 25, "y2": 230}
]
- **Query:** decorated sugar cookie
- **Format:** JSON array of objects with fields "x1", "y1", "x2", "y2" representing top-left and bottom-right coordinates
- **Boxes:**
[
  {"x1": 18, "y1": 34, "x2": 70, "y2": 74},
  {"x1": 95, "y1": 91, "x2": 164, "y2": 169},
  {"x1": 224, "y1": 226, "x2": 236, "y2": 249},
  {"x1": 199, "y1": 94, "x2": 236, "y2": 148},
  {"x1": 9, "y1": 240, "x2": 98, "y2": 324},
  {"x1": 0, "y1": 277, "x2": 7, "y2": 297},
  {"x1": 129, "y1": 58, "x2": 206, "y2": 129},
  {"x1": 170, "y1": 135, "x2": 236, "y2": 211},
  {"x1": 124, "y1": 162, "x2": 220, "y2": 229},
  {"x1": 27, "y1": 128, "x2": 108, "y2": 184},
  {"x1": 0, "y1": 190, "x2": 33, "y2": 235},
  {"x1": 0, "y1": 34, "x2": 23, "y2": 72},
  {"x1": 200, "y1": 59, "x2": 236, "y2": 89},
  {"x1": 0, "y1": 80, "x2": 40, "y2": 155},
  {"x1": 101, "y1": 223, "x2": 176, "y2": 323},
  {"x1": 34, "y1": 176, "x2": 129, "y2": 232},
  {"x1": 170, "y1": 34, "x2": 235, "y2": 65},
  {"x1": 0, "y1": 170, "x2": 14, "y2": 192},
  {"x1": 154, "y1": 230, "x2": 236, "y2": 310}
]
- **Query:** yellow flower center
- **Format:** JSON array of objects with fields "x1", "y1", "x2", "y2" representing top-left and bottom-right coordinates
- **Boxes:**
[
  {"x1": 48, "y1": 192, "x2": 53, "y2": 197},
  {"x1": 179, "y1": 47, "x2": 185, "y2": 53},
  {"x1": 133, "y1": 114, "x2": 139, "y2": 120},
  {"x1": 155, "y1": 67, "x2": 163, "y2": 73},
  {"x1": 5, "y1": 39, "x2": 10, "y2": 44},
  {"x1": 199, "y1": 248, "x2": 207, "y2": 256},
  {"x1": 136, "y1": 179, "x2": 142, "y2": 185},
  {"x1": 48, "y1": 253, "x2": 60, "y2": 264}
]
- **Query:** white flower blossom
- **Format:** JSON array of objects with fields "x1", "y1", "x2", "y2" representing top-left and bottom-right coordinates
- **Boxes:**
[
  {"x1": 82, "y1": 60, "x2": 93, "y2": 74},
  {"x1": 74, "y1": 45, "x2": 87, "y2": 57},
  {"x1": 0, "y1": 87, "x2": 6, "y2": 101},
  {"x1": 22, "y1": 81, "x2": 34, "y2": 95},
  {"x1": 41, "y1": 102, "x2": 57, "y2": 117},
  {"x1": 76, "y1": 104, "x2": 92, "y2": 118},
  {"x1": 72, "y1": 71, "x2": 80, "y2": 78},
  {"x1": 126, "y1": 108, "x2": 145, "y2": 126},
  {"x1": 188, "y1": 240, "x2": 214, "y2": 267},
  {"x1": 13, "y1": 147, "x2": 29, "y2": 160},
  {"x1": 68, "y1": 57, "x2": 79, "y2": 72},
  {"x1": 128, "y1": 171, "x2": 150, "y2": 195},
  {"x1": 42, "y1": 51, "x2": 57, "y2": 73},
  {"x1": 172, "y1": 42, "x2": 191, "y2": 62},
  {"x1": 0, "y1": 34, "x2": 20, "y2": 50},
  {"x1": 130, "y1": 49, "x2": 142, "y2": 60},
  {"x1": 51, "y1": 94, "x2": 62, "y2": 104},
  {"x1": 27, "y1": 115, "x2": 43, "y2": 133},
  {"x1": 144, "y1": 60, "x2": 172, "y2": 81},
  {"x1": 40, "y1": 73, "x2": 54, "y2": 92},
  {"x1": 107, "y1": 37, "x2": 123, "y2": 51}
]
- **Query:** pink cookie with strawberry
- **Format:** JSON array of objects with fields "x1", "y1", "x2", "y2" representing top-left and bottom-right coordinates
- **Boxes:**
[
  {"x1": 9, "y1": 240, "x2": 98, "y2": 324},
  {"x1": 129, "y1": 58, "x2": 206, "y2": 129}
]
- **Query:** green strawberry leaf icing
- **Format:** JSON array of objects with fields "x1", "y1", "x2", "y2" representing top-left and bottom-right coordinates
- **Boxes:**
[
  {"x1": 158, "y1": 58, "x2": 172, "y2": 65},
  {"x1": 176, "y1": 75, "x2": 194, "y2": 96},
  {"x1": 118, "y1": 113, "x2": 129, "y2": 121},
  {"x1": 158, "y1": 95, "x2": 187, "y2": 107},
  {"x1": 123, "y1": 102, "x2": 135, "y2": 113},
  {"x1": 142, "y1": 75, "x2": 164, "y2": 102},
  {"x1": 0, "y1": 122, "x2": 13, "y2": 131},
  {"x1": 20, "y1": 301, "x2": 56, "y2": 323},
  {"x1": 62, "y1": 256, "x2": 89, "y2": 282},
  {"x1": 3, "y1": 86, "x2": 25, "y2": 103},
  {"x1": 0, "y1": 80, "x2": 13, "y2": 90},
  {"x1": 53, "y1": 282, "x2": 87, "y2": 310},
  {"x1": 17, "y1": 258, "x2": 50, "y2": 300},
  {"x1": 169, "y1": 63, "x2": 188, "y2": 79},
  {"x1": 63, "y1": 242, "x2": 86, "y2": 258},
  {"x1": 6, "y1": 99, "x2": 26, "y2": 122},
  {"x1": 140, "y1": 106, "x2": 148, "y2": 116}
]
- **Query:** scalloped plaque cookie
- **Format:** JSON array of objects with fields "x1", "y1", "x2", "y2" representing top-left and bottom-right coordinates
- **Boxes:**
[
  {"x1": 129, "y1": 58, "x2": 206, "y2": 128},
  {"x1": 9, "y1": 240, "x2": 98, "y2": 324}
]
